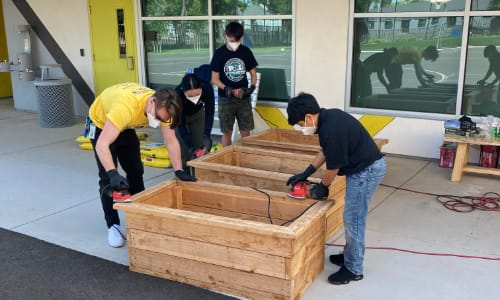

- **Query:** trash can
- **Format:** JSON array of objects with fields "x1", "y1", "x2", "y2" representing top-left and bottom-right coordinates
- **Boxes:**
[{"x1": 34, "y1": 78, "x2": 75, "y2": 128}]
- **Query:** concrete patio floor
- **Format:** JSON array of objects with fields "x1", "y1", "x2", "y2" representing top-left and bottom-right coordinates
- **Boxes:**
[{"x1": 1, "y1": 97, "x2": 499, "y2": 300}]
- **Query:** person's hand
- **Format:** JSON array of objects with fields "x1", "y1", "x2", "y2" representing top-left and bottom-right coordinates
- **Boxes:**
[
  {"x1": 309, "y1": 182, "x2": 329, "y2": 200},
  {"x1": 202, "y1": 135, "x2": 213, "y2": 152},
  {"x1": 175, "y1": 169, "x2": 197, "y2": 181},
  {"x1": 477, "y1": 79, "x2": 486, "y2": 87},
  {"x1": 224, "y1": 86, "x2": 234, "y2": 99},
  {"x1": 286, "y1": 164, "x2": 316, "y2": 186},
  {"x1": 243, "y1": 84, "x2": 256, "y2": 97},
  {"x1": 107, "y1": 169, "x2": 129, "y2": 190}
]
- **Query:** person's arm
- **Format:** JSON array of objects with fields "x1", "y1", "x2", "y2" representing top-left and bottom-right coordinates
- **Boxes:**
[
  {"x1": 249, "y1": 68, "x2": 257, "y2": 87},
  {"x1": 203, "y1": 83, "x2": 215, "y2": 137},
  {"x1": 376, "y1": 68, "x2": 390, "y2": 91},
  {"x1": 160, "y1": 125, "x2": 183, "y2": 171},
  {"x1": 211, "y1": 71, "x2": 224, "y2": 90},
  {"x1": 414, "y1": 63, "x2": 429, "y2": 86},
  {"x1": 95, "y1": 120, "x2": 121, "y2": 172},
  {"x1": 478, "y1": 63, "x2": 494, "y2": 85}
]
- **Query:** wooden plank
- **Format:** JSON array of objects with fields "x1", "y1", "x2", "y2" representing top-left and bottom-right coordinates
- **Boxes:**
[
  {"x1": 444, "y1": 134, "x2": 500, "y2": 147},
  {"x1": 450, "y1": 143, "x2": 468, "y2": 182},
  {"x1": 326, "y1": 204, "x2": 345, "y2": 241},
  {"x1": 181, "y1": 184, "x2": 313, "y2": 220},
  {"x1": 287, "y1": 228, "x2": 325, "y2": 279},
  {"x1": 128, "y1": 229, "x2": 288, "y2": 278},
  {"x1": 182, "y1": 204, "x2": 284, "y2": 224},
  {"x1": 115, "y1": 180, "x2": 176, "y2": 209},
  {"x1": 129, "y1": 248, "x2": 293, "y2": 298},
  {"x1": 125, "y1": 211, "x2": 296, "y2": 257},
  {"x1": 463, "y1": 165, "x2": 500, "y2": 176},
  {"x1": 291, "y1": 241, "x2": 325, "y2": 300}
]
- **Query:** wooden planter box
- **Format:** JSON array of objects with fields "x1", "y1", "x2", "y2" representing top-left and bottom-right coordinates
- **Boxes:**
[
  {"x1": 238, "y1": 128, "x2": 389, "y2": 155},
  {"x1": 114, "y1": 180, "x2": 333, "y2": 300},
  {"x1": 188, "y1": 145, "x2": 346, "y2": 240}
]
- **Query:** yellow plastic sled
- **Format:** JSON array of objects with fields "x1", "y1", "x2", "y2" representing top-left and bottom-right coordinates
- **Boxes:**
[
  {"x1": 140, "y1": 142, "x2": 169, "y2": 159},
  {"x1": 142, "y1": 156, "x2": 172, "y2": 168},
  {"x1": 79, "y1": 142, "x2": 93, "y2": 150}
]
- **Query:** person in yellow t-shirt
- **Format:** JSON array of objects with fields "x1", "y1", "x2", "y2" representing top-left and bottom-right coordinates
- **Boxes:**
[
  {"x1": 88, "y1": 83, "x2": 196, "y2": 248},
  {"x1": 384, "y1": 46, "x2": 439, "y2": 90}
]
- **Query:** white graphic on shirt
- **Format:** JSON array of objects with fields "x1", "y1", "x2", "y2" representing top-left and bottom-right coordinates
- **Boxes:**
[{"x1": 224, "y1": 58, "x2": 246, "y2": 82}]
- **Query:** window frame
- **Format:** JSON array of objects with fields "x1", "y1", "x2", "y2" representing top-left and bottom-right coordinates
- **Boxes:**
[
  {"x1": 135, "y1": 0, "x2": 295, "y2": 103},
  {"x1": 345, "y1": 0, "x2": 500, "y2": 120}
]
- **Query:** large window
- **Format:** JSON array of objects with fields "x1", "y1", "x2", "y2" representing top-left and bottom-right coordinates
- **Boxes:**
[
  {"x1": 350, "y1": 0, "x2": 500, "y2": 117},
  {"x1": 141, "y1": 0, "x2": 293, "y2": 102}
]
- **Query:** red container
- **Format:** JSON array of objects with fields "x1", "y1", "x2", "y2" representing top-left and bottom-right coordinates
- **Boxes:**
[
  {"x1": 479, "y1": 146, "x2": 497, "y2": 168},
  {"x1": 439, "y1": 144, "x2": 455, "y2": 168}
]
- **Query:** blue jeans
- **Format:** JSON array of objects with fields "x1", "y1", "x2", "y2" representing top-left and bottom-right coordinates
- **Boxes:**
[{"x1": 343, "y1": 157, "x2": 386, "y2": 275}]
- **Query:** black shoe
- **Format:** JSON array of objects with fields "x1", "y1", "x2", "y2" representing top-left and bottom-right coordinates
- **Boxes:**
[
  {"x1": 328, "y1": 266, "x2": 363, "y2": 285},
  {"x1": 329, "y1": 253, "x2": 344, "y2": 266}
]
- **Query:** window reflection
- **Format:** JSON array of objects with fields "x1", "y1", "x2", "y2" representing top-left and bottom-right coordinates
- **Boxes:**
[
  {"x1": 355, "y1": 0, "x2": 465, "y2": 13},
  {"x1": 142, "y1": 0, "x2": 207, "y2": 17},
  {"x1": 214, "y1": 19, "x2": 292, "y2": 101},
  {"x1": 351, "y1": 17, "x2": 463, "y2": 114},
  {"x1": 143, "y1": 21, "x2": 210, "y2": 89},
  {"x1": 471, "y1": 0, "x2": 500, "y2": 11},
  {"x1": 213, "y1": 0, "x2": 291, "y2": 16},
  {"x1": 463, "y1": 16, "x2": 500, "y2": 117}
]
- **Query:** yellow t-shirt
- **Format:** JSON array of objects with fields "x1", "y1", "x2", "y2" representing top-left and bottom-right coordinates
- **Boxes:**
[
  {"x1": 89, "y1": 83, "x2": 169, "y2": 130},
  {"x1": 395, "y1": 47, "x2": 422, "y2": 65}
]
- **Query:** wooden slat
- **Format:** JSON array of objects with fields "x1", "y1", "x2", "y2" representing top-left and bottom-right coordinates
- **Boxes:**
[
  {"x1": 463, "y1": 166, "x2": 500, "y2": 176},
  {"x1": 129, "y1": 248, "x2": 293, "y2": 298},
  {"x1": 326, "y1": 203, "x2": 345, "y2": 241},
  {"x1": 125, "y1": 211, "x2": 296, "y2": 257},
  {"x1": 115, "y1": 180, "x2": 176, "y2": 209},
  {"x1": 128, "y1": 229, "x2": 288, "y2": 278},
  {"x1": 182, "y1": 204, "x2": 284, "y2": 224},
  {"x1": 287, "y1": 228, "x2": 325, "y2": 279},
  {"x1": 444, "y1": 134, "x2": 500, "y2": 146},
  {"x1": 291, "y1": 242, "x2": 325, "y2": 300},
  {"x1": 181, "y1": 184, "x2": 313, "y2": 220}
]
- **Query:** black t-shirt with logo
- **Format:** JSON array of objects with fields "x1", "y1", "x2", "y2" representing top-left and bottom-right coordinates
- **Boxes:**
[
  {"x1": 210, "y1": 44, "x2": 258, "y2": 96},
  {"x1": 317, "y1": 108, "x2": 383, "y2": 176}
]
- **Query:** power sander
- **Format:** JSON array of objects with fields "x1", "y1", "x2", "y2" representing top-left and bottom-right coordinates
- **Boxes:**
[
  {"x1": 112, "y1": 190, "x2": 132, "y2": 203},
  {"x1": 287, "y1": 181, "x2": 310, "y2": 199}
]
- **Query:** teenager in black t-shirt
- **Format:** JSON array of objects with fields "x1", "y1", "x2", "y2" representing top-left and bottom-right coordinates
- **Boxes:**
[
  {"x1": 287, "y1": 93, "x2": 386, "y2": 285},
  {"x1": 211, "y1": 21, "x2": 258, "y2": 146}
]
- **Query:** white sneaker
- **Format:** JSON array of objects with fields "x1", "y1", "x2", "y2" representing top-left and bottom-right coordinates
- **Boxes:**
[{"x1": 107, "y1": 224, "x2": 125, "y2": 248}]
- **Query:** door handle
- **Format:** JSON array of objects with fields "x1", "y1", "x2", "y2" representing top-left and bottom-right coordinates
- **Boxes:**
[{"x1": 127, "y1": 56, "x2": 134, "y2": 70}]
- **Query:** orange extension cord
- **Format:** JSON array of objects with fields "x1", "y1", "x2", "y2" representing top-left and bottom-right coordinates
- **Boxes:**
[{"x1": 326, "y1": 183, "x2": 500, "y2": 261}]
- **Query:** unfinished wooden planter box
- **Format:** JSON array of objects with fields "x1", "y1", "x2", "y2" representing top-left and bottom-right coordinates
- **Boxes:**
[
  {"x1": 188, "y1": 145, "x2": 346, "y2": 240},
  {"x1": 238, "y1": 128, "x2": 389, "y2": 155},
  {"x1": 114, "y1": 180, "x2": 333, "y2": 300}
]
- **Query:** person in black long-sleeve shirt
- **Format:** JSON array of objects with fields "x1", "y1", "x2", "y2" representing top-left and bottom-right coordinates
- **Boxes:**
[{"x1": 174, "y1": 73, "x2": 215, "y2": 169}]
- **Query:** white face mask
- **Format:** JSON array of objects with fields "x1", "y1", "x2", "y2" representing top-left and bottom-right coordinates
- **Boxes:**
[
  {"x1": 300, "y1": 118, "x2": 317, "y2": 135},
  {"x1": 228, "y1": 41, "x2": 240, "y2": 51},
  {"x1": 186, "y1": 94, "x2": 201, "y2": 105},
  {"x1": 147, "y1": 103, "x2": 161, "y2": 128}
]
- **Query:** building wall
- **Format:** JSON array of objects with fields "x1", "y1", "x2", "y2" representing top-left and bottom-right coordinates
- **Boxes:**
[{"x1": 2, "y1": 0, "x2": 469, "y2": 161}]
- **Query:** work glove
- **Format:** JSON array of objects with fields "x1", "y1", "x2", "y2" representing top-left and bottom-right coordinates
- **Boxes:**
[
  {"x1": 286, "y1": 164, "x2": 316, "y2": 186},
  {"x1": 202, "y1": 135, "x2": 213, "y2": 153},
  {"x1": 175, "y1": 169, "x2": 197, "y2": 182},
  {"x1": 309, "y1": 182, "x2": 329, "y2": 200},
  {"x1": 243, "y1": 84, "x2": 256, "y2": 97},
  {"x1": 107, "y1": 169, "x2": 129, "y2": 191},
  {"x1": 477, "y1": 79, "x2": 486, "y2": 87},
  {"x1": 224, "y1": 86, "x2": 234, "y2": 99}
]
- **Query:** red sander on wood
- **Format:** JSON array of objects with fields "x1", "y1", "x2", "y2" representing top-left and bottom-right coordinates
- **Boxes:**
[
  {"x1": 112, "y1": 190, "x2": 132, "y2": 203},
  {"x1": 287, "y1": 181, "x2": 310, "y2": 199}
]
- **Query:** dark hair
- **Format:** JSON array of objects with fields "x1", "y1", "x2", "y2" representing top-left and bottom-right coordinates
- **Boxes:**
[
  {"x1": 225, "y1": 22, "x2": 244, "y2": 40},
  {"x1": 423, "y1": 46, "x2": 439, "y2": 61},
  {"x1": 153, "y1": 87, "x2": 183, "y2": 129},
  {"x1": 484, "y1": 45, "x2": 498, "y2": 58},
  {"x1": 287, "y1": 92, "x2": 321, "y2": 125},
  {"x1": 180, "y1": 74, "x2": 202, "y2": 91}
]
